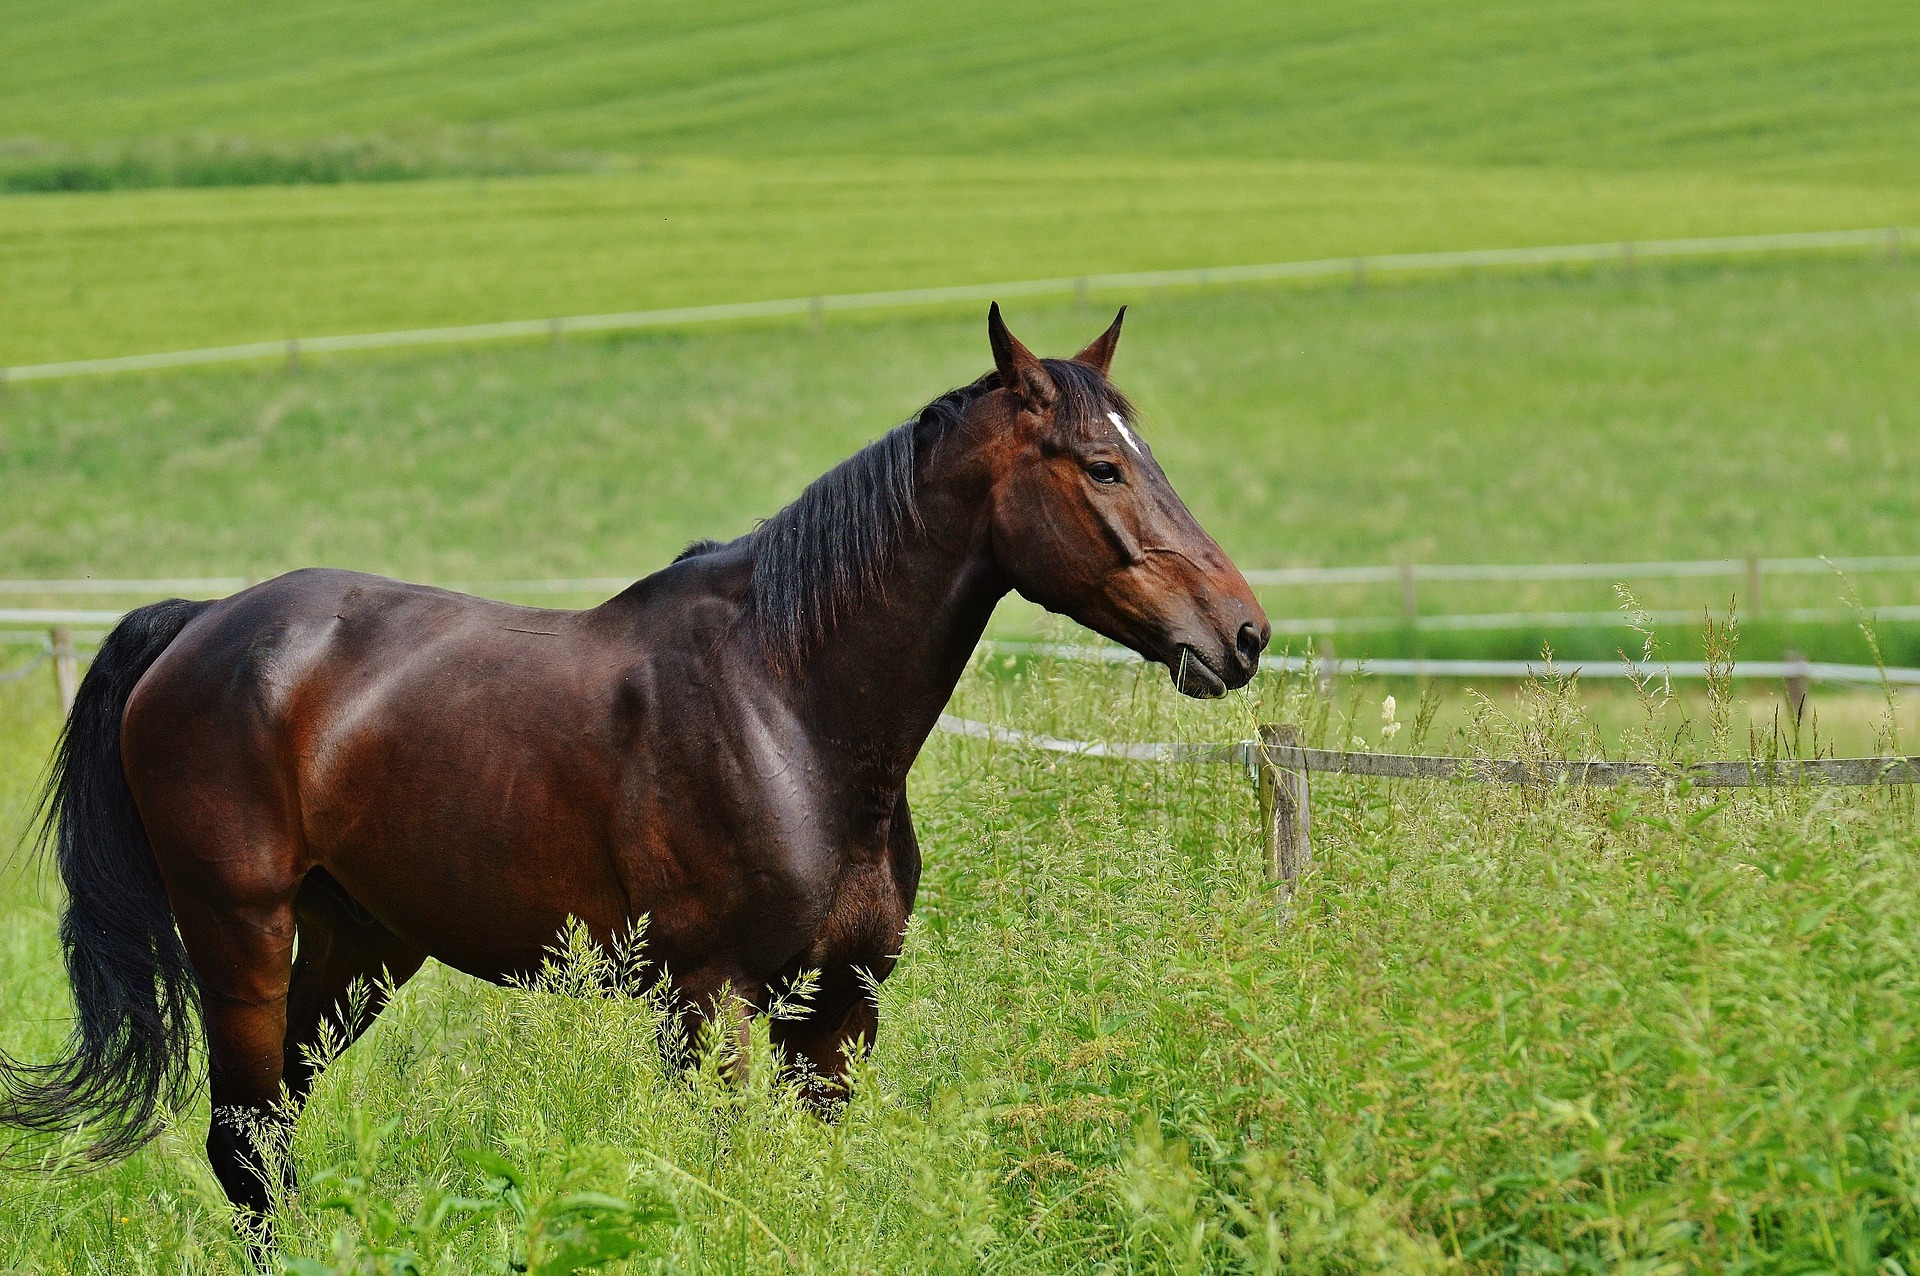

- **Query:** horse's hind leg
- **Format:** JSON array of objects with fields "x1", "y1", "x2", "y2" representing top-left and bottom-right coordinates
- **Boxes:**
[
  {"x1": 163, "y1": 869, "x2": 302, "y2": 1221},
  {"x1": 283, "y1": 869, "x2": 426, "y2": 1105}
]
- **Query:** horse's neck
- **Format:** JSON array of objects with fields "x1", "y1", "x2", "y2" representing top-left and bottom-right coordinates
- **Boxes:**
[{"x1": 796, "y1": 497, "x2": 1006, "y2": 794}]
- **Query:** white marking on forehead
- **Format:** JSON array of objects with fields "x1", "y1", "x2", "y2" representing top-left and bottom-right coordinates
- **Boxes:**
[{"x1": 1107, "y1": 410, "x2": 1143, "y2": 456}]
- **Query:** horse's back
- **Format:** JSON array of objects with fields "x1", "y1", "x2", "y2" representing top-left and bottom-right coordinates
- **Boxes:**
[
  {"x1": 135, "y1": 565, "x2": 631, "y2": 716},
  {"x1": 118, "y1": 561, "x2": 795, "y2": 977}
]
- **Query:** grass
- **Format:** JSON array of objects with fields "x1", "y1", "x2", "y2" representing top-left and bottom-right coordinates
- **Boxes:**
[
  {"x1": 4, "y1": 254, "x2": 1917, "y2": 664},
  {"x1": 0, "y1": 130, "x2": 598, "y2": 194},
  {"x1": 9, "y1": 159, "x2": 1920, "y2": 367},
  {"x1": 5, "y1": 0, "x2": 1918, "y2": 366},
  {"x1": 5, "y1": 1, "x2": 1919, "y2": 184},
  {"x1": 8, "y1": 7, "x2": 1920, "y2": 1265},
  {"x1": 3, "y1": 631, "x2": 1918, "y2": 1272},
  {"x1": 4, "y1": 0, "x2": 1917, "y2": 367}
]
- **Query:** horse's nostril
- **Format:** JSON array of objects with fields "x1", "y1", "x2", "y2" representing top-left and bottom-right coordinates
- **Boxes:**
[{"x1": 1236, "y1": 621, "x2": 1265, "y2": 670}]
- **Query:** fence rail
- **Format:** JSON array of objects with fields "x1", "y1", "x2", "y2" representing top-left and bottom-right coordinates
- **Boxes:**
[
  {"x1": 1268, "y1": 604, "x2": 1920, "y2": 635},
  {"x1": 8, "y1": 619, "x2": 1914, "y2": 687},
  {"x1": 6, "y1": 552, "x2": 1915, "y2": 605},
  {"x1": 937, "y1": 713, "x2": 1920, "y2": 886},
  {"x1": 2, "y1": 227, "x2": 1909, "y2": 384},
  {"x1": 1243, "y1": 554, "x2": 1920, "y2": 587},
  {"x1": 999, "y1": 641, "x2": 1920, "y2": 687},
  {"x1": 937, "y1": 714, "x2": 1920, "y2": 787}
]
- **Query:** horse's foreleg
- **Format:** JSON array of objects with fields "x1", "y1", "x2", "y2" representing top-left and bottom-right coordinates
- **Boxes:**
[
  {"x1": 769, "y1": 985, "x2": 878, "y2": 1115},
  {"x1": 659, "y1": 976, "x2": 757, "y2": 1083},
  {"x1": 283, "y1": 871, "x2": 427, "y2": 1106}
]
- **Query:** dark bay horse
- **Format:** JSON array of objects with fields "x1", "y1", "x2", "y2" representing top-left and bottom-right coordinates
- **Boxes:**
[{"x1": 1, "y1": 305, "x2": 1267, "y2": 1218}]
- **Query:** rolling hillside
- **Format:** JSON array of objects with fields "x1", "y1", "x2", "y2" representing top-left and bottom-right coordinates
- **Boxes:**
[
  {"x1": 5, "y1": 0, "x2": 1918, "y2": 183},
  {"x1": 4, "y1": 0, "x2": 1918, "y2": 364}
]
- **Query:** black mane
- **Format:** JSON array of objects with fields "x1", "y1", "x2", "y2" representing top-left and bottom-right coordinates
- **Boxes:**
[{"x1": 743, "y1": 359, "x2": 1130, "y2": 668}]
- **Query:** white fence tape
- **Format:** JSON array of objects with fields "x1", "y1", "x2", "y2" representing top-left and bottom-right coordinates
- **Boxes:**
[
  {"x1": 933, "y1": 714, "x2": 1920, "y2": 787},
  {"x1": 1269, "y1": 604, "x2": 1920, "y2": 635},
  {"x1": 3, "y1": 227, "x2": 1908, "y2": 383},
  {"x1": 1243, "y1": 554, "x2": 1920, "y2": 587},
  {"x1": 4, "y1": 552, "x2": 1914, "y2": 599},
  {"x1": 992, "y1": 641, "x2": 1920, "y2": 687},
  {"x1": 4, "y1": 607, "x2": 1918, "y2": 686}
]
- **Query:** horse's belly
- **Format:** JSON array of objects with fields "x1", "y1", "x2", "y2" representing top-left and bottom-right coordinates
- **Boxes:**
[{"x1": 308, "y1": 780, "x2": 633, "y2": 982}]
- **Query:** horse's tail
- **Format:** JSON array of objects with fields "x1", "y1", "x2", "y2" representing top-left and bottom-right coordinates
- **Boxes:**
[{"x1": 1, "y1": 598, "x2": 210, "y2": 1162}]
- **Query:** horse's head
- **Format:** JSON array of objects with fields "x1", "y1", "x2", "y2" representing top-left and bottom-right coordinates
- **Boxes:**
[{"x1": 970, "y1": 304, "x2": 1269, "y2": 698}]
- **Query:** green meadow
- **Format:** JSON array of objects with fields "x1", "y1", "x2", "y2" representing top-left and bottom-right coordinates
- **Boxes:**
[
  {"x1": 5, "y1": 254, "x2": 1917, "y2": 662},
  {"x1": 5, "y1": 252, "x2": 1920, "y2": 1272},
  {"x1": 5, "y1": 0, "x2": 1920, "y2": 1270},
  {"x1": 5, "y1": 646, "x2": 1920, "y2": 1273},
  {"x1": 5, "y1": 0, "x2": 1916, "y2": 179},
  {"x1": 5, "y1": 0, "x2": 1920, "y2": 365},
  {"x1": 10, "y1": 160, "x2": 1920, "y2": 367}
]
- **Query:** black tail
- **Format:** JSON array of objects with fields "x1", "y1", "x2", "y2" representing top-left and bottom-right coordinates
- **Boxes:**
[{"x1": 2, "y1": 598, "x2": 210, "y2": 1162}]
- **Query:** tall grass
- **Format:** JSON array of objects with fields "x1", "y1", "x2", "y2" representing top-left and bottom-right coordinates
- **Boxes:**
[{"x1": 1, "y1": 635, "x2": 1915, "y2": 1271}]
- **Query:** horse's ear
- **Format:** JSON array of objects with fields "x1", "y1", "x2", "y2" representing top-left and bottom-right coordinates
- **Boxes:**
[
  {"x1": 1073, "y1": 306, "x2": 1126, "y2": 375},
  {"x1": 988, "y1": 302, "x2": 1055, "y2": 409}
]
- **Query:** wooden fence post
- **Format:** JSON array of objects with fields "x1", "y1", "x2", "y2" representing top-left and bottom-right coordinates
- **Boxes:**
[
  {"x1": 1259, "y1": 723, "x2": 1312, "y2": 889},
  {"x1": 1745, "y1": 555, "x2": 1763, "y2": 614},
  {"x1": 51, "y1": 626, "x2": 78, "y2": 714},
  {"x1": 1399, "y1": 561, "x2": 1417, "y2": 621},
  {"x1": 1784, "y1": 648, "x2": 1809, "y2": 723}
]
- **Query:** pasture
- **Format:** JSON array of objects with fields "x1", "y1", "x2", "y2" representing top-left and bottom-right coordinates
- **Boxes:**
[
  {"x1": 5, "y1": 639, "x2": 1920, "y2": 1272},
  {"x1": 7, "y1": 0, "x2": 1920, "y2": 366},
  {"x1": 5, "y1": 253, "x2": 1919, "y2": 666},
  {"x1": 6, "y1": 0, "x2": 1920, "y2": 1269},
  {"x1": 3, "y1": 253, "x2": 1919, "y2": 1271},
  {"x1": 5, "y1": 0, "x2": 1916, "y2": 179},
  {"x1": 11, "y1": 161, "x2": 1920, "y2": 368}
]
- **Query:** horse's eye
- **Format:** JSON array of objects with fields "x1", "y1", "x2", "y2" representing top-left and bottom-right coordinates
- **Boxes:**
[{"x1": 1088, "y1": 461, "x2": 1123, "y2": 485}]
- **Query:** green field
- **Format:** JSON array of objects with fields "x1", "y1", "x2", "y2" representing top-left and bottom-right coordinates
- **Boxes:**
[
  {"x1": 5, "y1": 0, "x2": 1920, "y2": 365},
  {"x1": 6, "y1": 255, "x2": 1918, "y2": 663},
  {"x1": 5, "y1": 651, "x2": 1919, "y2": 1272},
  {"x1": 7, "y1": 0, "x2": 1918, "y2": 180},
  {"x1": 6, "y1": 1, "x2": 1920, "y2": 1270},
  {"x1": 10, "y1": 161, "x2": 1920, "y2": 367}
]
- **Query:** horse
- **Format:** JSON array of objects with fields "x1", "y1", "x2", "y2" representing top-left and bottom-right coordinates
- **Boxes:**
[{"x1": 1, "y1": 304, "x2": 1269, "y2": 1221}]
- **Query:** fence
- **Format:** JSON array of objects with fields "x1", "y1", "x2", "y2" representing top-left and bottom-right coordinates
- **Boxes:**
[
  {"x1": 6, "y1": 553, "x2": 1918, "y2": 602},
  {"x1": 1243, "y1": 553, "x2": 1920, "y2": 587},
  {"x1": 2, "y1": 226, "x2": 1909, "y2": 384},
  {"x1": 7, "y1": 551, "x2": 1920, "y2": 710},
  {"x1": 1246, "y1": 554, "x2": 1920, "y2": 630},
  {"x1": 4, "y1": 602, "x2": 1913, "y2": 889},
  {"x1": 996, "y1": 641, "x2": 1920, "y2": 687},
  {"x1": 935, "y1": 714, "x2": 1920, "y2": 888}
]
